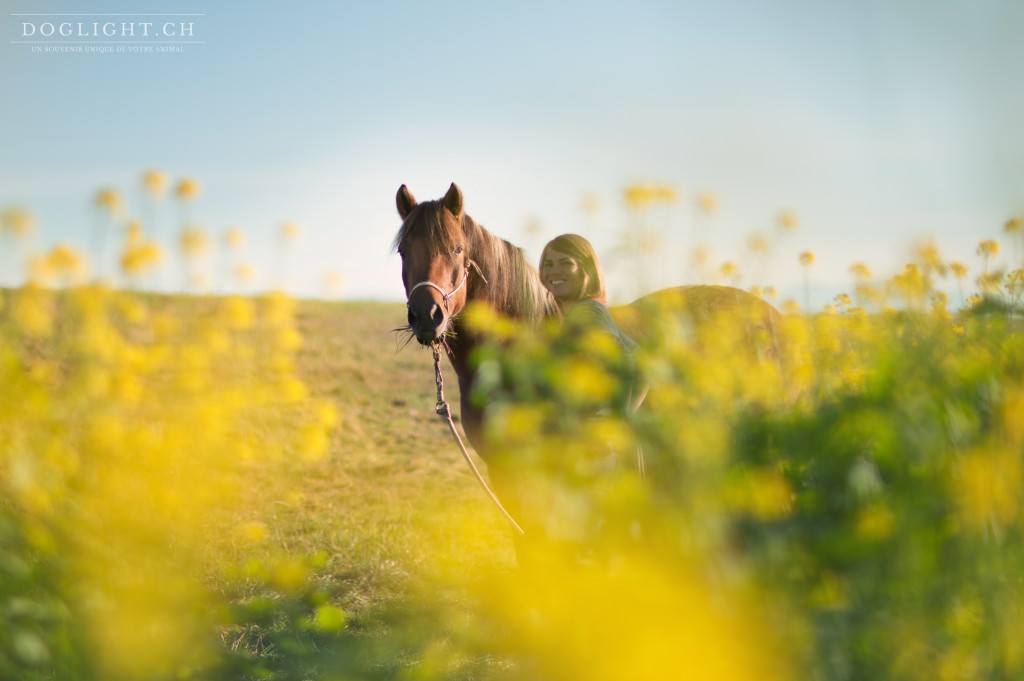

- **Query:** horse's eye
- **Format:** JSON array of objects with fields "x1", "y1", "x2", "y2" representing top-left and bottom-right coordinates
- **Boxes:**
[{"x1": 453, "y1": 246, "x2": 464, "y2": 256}]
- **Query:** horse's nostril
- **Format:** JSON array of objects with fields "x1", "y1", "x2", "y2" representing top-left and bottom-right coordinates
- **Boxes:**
[
  {"x1": 407, "y1": 308, "x2": 417, "y2": 327},
  {"x1": 430, "y1": 304, "x2": 444, "y2": 326}
]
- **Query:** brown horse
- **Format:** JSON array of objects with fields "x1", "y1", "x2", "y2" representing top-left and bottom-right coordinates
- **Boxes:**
[{"x1": 393, "y1": 182, "x2": 785, "y2": 460}]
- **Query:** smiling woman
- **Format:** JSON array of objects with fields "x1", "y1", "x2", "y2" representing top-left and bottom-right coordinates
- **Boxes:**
[{"x1": 539, "y1": 233, "x2": 644, "y2": 414}]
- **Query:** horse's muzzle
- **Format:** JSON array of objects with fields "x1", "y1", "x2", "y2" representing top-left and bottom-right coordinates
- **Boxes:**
[{"x1": 407, "y1": 300, "x2": 447, "y2": 344}]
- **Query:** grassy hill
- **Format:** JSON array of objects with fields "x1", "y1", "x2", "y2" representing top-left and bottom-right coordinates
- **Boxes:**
[{"x1": 285, "y1": 300, "x2": 516, "y2": 605}]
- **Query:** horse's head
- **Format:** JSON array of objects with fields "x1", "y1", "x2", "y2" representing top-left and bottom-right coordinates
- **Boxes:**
[{"x1": 393, "y1": 182, "x2": 476, "y2": 345}]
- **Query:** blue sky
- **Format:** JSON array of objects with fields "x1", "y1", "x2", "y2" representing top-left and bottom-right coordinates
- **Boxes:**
[{"x1": 2, "y1": 0, "x2": 1022, "y2": 305}]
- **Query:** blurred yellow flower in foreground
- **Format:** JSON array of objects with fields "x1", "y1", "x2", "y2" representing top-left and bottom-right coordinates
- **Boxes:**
[
  {"x1": 47, "y1": 244, "x2": 87, "y2": 281},
  {"x1": 120, "y1": 242, "x2": 162, "y2": 276},
  {"x1": 222, "y1": 296, "x2": 255, "y2": 329},
  {"x1": 849, "y1": 262, "x2": 872, "y2": 280},
  {"x1": 281, "y1": 221, "x2": 302, "y2": 242},
  {"x1": 776, "y1": 209, "x2": 799, "y2": 233},
  {"x1": 175, "y1": 177, "x2": 202, "y2": 202},
  {"x1": 719, "y1": 260, "x2": 740, "y2": 281},
  {"x1": 237, "y1": 520, "x2": 270, "y2": 544},
  {"x1": 27, "y1": 244, "x2": 88, "y2": 285},
  {"x1": 696, "y1": 191, "x2": 717, "y2": 215},
  {"x1": 952, "y1": 447, "x2": 1021, "y2": 534},
  {"x1": 977, "y1": 239, "x2": 1000, "y2": 258},
  {"x1": 624, "y1": 183, "x2": 678, "y2": 210},
  {"x1": 799, "y1": 251, "x2": 815, "y2": 267},
  {"x1": 179, "y1": 227, "x2": 210, "y2": 256},
  {"x1": 141, "y1": 169, "x2": 167, "y2": 199},
  {"x1": 482, "y1": 552, "x2": 792, "y2": 681},
  {"x1": 234, "y1": 263, "x2": 256, "y2": 283},
  {"x1": 746, "y1": 231, "x2": 771, "y2": 255},
  {"x1": 915, "y1": 240, "x2": 946, "y2": 275},
  {"x1": 224, "y1": 226, "x2": 245, "y2": 250},
  {"x1": 94, "y1": 188, "x2": 124, "y2": 217},
  {"x1": 1, "y1": 206, "x2": 35, "y2": 237}
]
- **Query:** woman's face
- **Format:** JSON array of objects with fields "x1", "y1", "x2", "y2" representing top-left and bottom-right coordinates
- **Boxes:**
[{"x1": 541, "y1": 247, "x2": 586, "y2": 302}]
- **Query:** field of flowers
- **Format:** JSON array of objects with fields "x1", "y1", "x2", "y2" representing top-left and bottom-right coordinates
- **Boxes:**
[{"x1": 2, "y1": 174, "x2": 1023, "y2": 680}]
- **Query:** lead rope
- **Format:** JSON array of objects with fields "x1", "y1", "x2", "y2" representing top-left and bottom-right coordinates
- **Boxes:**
[{"x1": 431, "y1": 343, "x2": 526, "y2": 537}]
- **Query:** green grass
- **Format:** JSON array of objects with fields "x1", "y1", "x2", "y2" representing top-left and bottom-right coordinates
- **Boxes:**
[{"x1": 280, "y1": 300, "x2": 516, "y2": 614}]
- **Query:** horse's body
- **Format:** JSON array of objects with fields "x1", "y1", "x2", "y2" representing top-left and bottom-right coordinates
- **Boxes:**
[{"x1": 394, "y1": 183, "x2": 784, "y2": 459}]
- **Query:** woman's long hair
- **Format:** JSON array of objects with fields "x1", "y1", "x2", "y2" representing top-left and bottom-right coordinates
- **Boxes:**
[{"x1": 540, "y1": 233, "x2": 608, "y2": 304}]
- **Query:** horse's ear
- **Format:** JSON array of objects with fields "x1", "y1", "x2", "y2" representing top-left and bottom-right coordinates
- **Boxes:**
[
  {"x1": 396, "y1": 185, "x2": 417, "y2": 219},
  {"x1": 443, "y1": 182, "x2": 463, "y2": 217}
]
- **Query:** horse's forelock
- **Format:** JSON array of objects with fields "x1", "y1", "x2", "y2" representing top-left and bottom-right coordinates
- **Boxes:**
[{"x1": 392, "y1": 200, "x2": 464, "y2": 258}]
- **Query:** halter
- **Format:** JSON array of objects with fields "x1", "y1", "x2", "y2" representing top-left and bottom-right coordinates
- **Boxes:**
[{"x1": 406, "y1": 259, "x2": 485, "y2": 312}]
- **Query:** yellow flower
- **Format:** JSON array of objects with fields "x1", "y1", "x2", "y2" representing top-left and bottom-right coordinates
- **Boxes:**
[
  {"x1": 280, "y1": 221, "x2": 301, "y2": 242},
  {"x1": 746, "y1": 232, "x2": 770, "y2": 254},
  {"x1": 1005, "y1": 216, "x2": 1023, "y2": 234},
  {"x1": 236, "y1": 521, "x2": 269, "y2": 544},
  {"x1": 121, "y1": 242, "x2": 163, "y2": 275},
  {"x1": 125, "y1": 221, "x2": 144, "y2": 246},
  {"x1": 776, "y1": 210, "x2": 799, "y2": 233},
  {"x1": 141, "y1": 169, "x2": 167, "y2": 199},
  {"x1": 977, "y1": 240, "x2": 999, "y2": 257},
  {"x1": 690, "y1": 245, "x2": 710, "y2": 266},
  {"x1": 222, "y1": 296, "x2": 255, "y2": 329},
  {"x1": 950, "y1": 261, "x2": 968, "y2": 279},
  {"x1": 914, "y1": 240, "x2": 946, "y2": 275},
  {"x1": 696, "y1": 191, "x2": 717, "y2": 215},
  {"x1": 175, "y1": 178, "x2": 202, "y2": 202},
  {"x1": 270, "y1": 558, "x2": 310, "y2": 593},
  {"x1": 11, "y1": 286, "x2": 54, "y2": 336},
  {"x1": 1, "y1": 206, "x2": 35, "y2": 237},
  {"x1": 623, "y1": 183, "x2": 676, "y2": 209},
  {"x1": 624, "y1": 184, "x2": 654, "y2": 209},
  {"x1": 274, "y1": 327, "x2": 303, "y2": 351},
  {"x1": 782, "y1": 299, "x2": 802, "y2": 315},
  {"x1": 952, "y1": 447, "x2": 1021, "y2": 533},
  {"x1": 798, "y1": 251, "x2": 815, "y2": 267},
  {"x1": 548, "y1": 359, "x2": 615, "y2": 405},
  {"x1": 652, "y1": 184, "x2": 679, "y2": 203},
  {"x1": 719, "y1": 261, "x2": 739, "y2": 281},
  {"x1": 849, "y1": 262, "x2": 872, "y2": 280},
  {"x1": 47, "y1": 244, "x2": 87, "y2": 282},
  {"x1": 892, "y1": 264, "x2": 928, "y2": 304},
  {"x1": 234, "y1": 264, "x2": 255, "y2": 282},
  {"x1": 977, "y1": 271, "x2": 1003, "y2": 294},
  {"x1": 224, "y1": 227, "x2": 245, "y2": 250},
  {"x1": 179, "y1": 227, "x2": 210, "y2": 256},
  {"x1": 311, "y1": 604, "x2": 347, "y2": 633},
  {"x1": 95, "y1": 188, "x2": 124, "y2": 217}
]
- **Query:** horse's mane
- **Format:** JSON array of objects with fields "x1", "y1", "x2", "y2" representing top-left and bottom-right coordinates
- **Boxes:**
[
  {"x1": 392, "y1": 199, "x2": 558, "y2": 323},
  {"x1": 468, "y1": 216, "x2": 560, "y2": 322}
]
